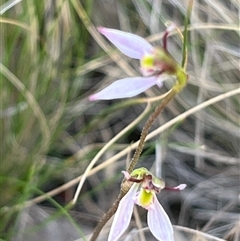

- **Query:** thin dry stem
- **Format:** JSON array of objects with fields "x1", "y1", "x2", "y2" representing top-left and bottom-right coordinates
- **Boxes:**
[
  {"x1": 0, "y1": 63, "x2": 50, "y2": 152},
  {"x1": 133, "y1": 206, "x2": 147, "y2": 241},
  {"x1": 147, "y1": 24, "x2": 240, "y2": 43},
  {"x1": 173, "y1": 225, "x2": 226, "y2": 241}
]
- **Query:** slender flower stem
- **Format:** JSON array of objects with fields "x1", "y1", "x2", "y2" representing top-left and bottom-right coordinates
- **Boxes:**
[
  {"x1": 90, "y1": 189, "x2": 125, "y2": 241},
  {"x1": 90, "y1": 88, "x2": 178, "y2": 241},
  {"x1": 127, "y1": 88, "x2": 177, "y2": 173}
]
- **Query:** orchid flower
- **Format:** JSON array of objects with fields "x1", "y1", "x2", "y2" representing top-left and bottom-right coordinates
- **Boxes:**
[
  {"x1": 89, "y1": 26, "x2": 186, "y2": 101},
  {"x1": 108, "y1": 168, "x2": 186, "y2": 241}
]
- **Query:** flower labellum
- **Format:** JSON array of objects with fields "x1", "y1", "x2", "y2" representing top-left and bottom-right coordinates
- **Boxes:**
[
  {"x1": 89, "y1": 27, "x2": 184, "y2": 101},
  {"x1": 108, "y1": 167, "x2": 186, "y2": 241}
]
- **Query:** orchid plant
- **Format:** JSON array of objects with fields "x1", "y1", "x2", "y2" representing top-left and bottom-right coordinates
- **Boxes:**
[
  {"x1": 89, "y1": 5, "x2": 191, "y2": 239},
  {"x1": 89, "y1": 26, "x2": 187, "y2": 101},
  {"x1": 108, "y1": 168, "x2": 186, "y2": 241}
]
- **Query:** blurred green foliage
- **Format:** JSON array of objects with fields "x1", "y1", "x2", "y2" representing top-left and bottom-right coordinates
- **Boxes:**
[{"x1": 0, "y1": 0, "x2": 95, "y2": 236}]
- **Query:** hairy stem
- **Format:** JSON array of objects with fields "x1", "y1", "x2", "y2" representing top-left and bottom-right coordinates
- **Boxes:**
[
  {"x1": 89, "y1": 189, "x2": 125, "y2": 241},
  {"x1": 127, "y1": 88, "x2": 177, "y2": 173}
]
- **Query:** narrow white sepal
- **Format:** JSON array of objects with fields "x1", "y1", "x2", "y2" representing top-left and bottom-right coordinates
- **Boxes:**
[
  {"x1": 174, "y1": 184, "x2": 187, "y2": 190},
  {"x1": 147, "y1": 194, "x2": 174, "y2": 241},
  {"x1": 108, "y1": 183, "x2": 139, "y2": 241},
  {"x1": 89, "y1": 76, "x2": 157, "y2": 100},
  {"x1": 98, "y1": 27, "x2": 153, "y2": 59}
]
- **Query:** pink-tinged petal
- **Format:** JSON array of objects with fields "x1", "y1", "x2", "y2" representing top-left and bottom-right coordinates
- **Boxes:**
[
  {"x1": 174, "y1": 184, "x2": 187, "y2": 190},
  {"x1": 166, "y1": 22, "x2": 177, "y2": 33},
  {"x1": 147, "y1": 195, "x2": 174, "y2": 241},
  {"x1": 108, "y1": 183, "x2": 139, "y2": 241},
  {"x1": 164, "y1": 183, "x2": 187, "y2": 191},
  {"x1": 89, "y1": 76, "x2": 157, "y2": 100},
  {"x1": 98, "y1": 27, "x2": 154, "y2": 59},
  {"x1": 122, "y1": 171, "x2": 131, "y2": 180}
]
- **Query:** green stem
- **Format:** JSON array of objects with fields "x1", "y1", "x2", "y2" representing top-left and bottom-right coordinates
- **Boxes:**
[{"x1": 182, "y1": 0, "x2": 193, "y2": 69}]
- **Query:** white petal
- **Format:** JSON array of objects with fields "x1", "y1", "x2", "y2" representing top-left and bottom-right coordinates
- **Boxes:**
[
  {"x1": 89, "y1": 76, "x2": 157, "y2": 100},
  {"x1": 108, "y1": 183, "x2": 139, "y2": 241},
  {"x1": 147, "y1": 195, "x2": 174, "y2": 241},
  {"x1": 164, "y1": 183, "x2": 187, "y2": 191},
  {"x1": 98, "y1": 27, "x2": 154, "y2": 59},
  {"x1": 121, "y1": 171, "x2": 131, "y2": 180},
  {"x1": 174, "y1": 184, "x2": 187, "y2": 190}
]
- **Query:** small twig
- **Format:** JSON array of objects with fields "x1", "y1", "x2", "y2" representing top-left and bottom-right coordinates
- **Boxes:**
[{"x1": 133, "y1": 206, "x2": 146, "y2": 241}]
